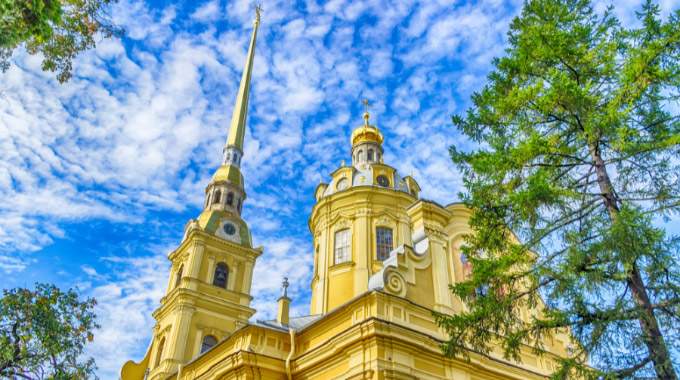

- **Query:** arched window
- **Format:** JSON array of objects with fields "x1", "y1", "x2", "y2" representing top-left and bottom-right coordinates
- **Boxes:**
[
  {"x1": 460, "y1": 253, "x2": 487, "y2": 297},
  {"x1": 214, "y1": 190, "x2": 221, "y2": 204},
  {"x1": 174, "y1": 265, "x2": 183, "y2": 288},
  {"x1": 155, "y1": 337, "x2": 165, "y2": 367},
  {"x1": 358, "y1": 149, "x2": 364, "y2": 162},
  {"x1": 460, "y1": 253, "x2": 473, "y2": 280},
  {"x1": 201, "y1": 335, "x2": 218, "y2": 353},
  {"x1": 368, "y1": 149, "x2": 374, "y2": 161},
  {"x1": 334, "y1": 229, "x2": 351, "y2": 264},
  {"x1": 206, "y1": 193, "x2": 211, "y2": 207},
  {"x1": 237, "y1": 199, "x2": 242, "y2": 213},
  {"x1": 227, "y1": 192, "x2": 234, "y2": 206},
  {"x1": 213, "y1": 263, "x2": 229, "y2": 288},
  {"x1": 376, "y1": 227, "x2": 393, "y2": 261}
]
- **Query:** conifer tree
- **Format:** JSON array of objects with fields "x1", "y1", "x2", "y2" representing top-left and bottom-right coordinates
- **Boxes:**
[{"x1": 440, "y1": 0, "x2": 679, "y2": 378}]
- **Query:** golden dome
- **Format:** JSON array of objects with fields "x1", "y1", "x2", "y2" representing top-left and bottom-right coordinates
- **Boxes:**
[{"x1": 351, "y1": 111, "x2": 384, "y2": 146}]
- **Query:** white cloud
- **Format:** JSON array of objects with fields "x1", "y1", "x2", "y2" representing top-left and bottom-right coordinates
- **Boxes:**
[
  {"x1": 368, "y1": 49, "x2": 394, "y2": 78},
  {"x1": 0, "y1": 254, "x2": 30, "y2": 273},
  {"x1": 250, "y1": 236, "x2": 312, "y2": 319},
  {"x1": 191, "y1": 0, "x2": 222, "y2": 23},
  {"x1": 85, "y1": 254, "x2": 169, "y2": 379},
  {"x1": 0, "y1": 20, "x2": 229, "y2": 256}
]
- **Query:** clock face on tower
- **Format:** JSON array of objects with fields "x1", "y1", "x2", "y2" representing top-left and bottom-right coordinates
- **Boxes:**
[
  {"x1": 223, "y1": 222, "x2": 236, "y2": 236},
  {"x1": 217, "y1": 220, "x2": 241, "y2": 243}
]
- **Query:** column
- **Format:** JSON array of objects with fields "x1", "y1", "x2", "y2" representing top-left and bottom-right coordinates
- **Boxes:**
[
  {"x1": 186, "y1": 241, "x2": 205, "y2": 290},
  {"x1": 429, "y1": 233, "x2": 454, "y2": 313},
  {"x1": 169, "y1": 303, "x2": 195, "y2": 365}
]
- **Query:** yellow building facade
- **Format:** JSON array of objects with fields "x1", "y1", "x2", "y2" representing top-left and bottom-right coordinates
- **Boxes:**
[{"x1": 120, "y1": 9, "x2": 573, "y2": 380}]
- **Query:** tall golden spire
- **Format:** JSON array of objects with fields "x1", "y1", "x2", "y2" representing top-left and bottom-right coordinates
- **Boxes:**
[
  {"x1": 224, "y1": 5, "x2": 262, "y2": 151},
  {"x1": 206, "y1": 6, "x2": 262, "y2": 217}
]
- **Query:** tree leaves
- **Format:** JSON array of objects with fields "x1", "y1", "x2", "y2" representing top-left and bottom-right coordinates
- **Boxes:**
[
  {"x1": 0, "y1": 283, "x2": 99, "y2": 379},
  {"x1": 0, "y1": 0, "x2": 122, "y2": 82},
  {"x1": 440, "y1": 0, "x2": 679, "y2": 378}
]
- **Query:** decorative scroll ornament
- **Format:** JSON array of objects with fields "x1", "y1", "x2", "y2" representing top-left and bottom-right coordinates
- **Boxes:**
[{"x1": 383, "y1": 268, "x2": 407, "y2": 297}]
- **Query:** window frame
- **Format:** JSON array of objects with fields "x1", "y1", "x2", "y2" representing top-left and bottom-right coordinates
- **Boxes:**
[
  {"x1": 174, "y1": 265, "x2": 183, "y2": 288},
  {"x1": 460, "y1": 253, "x2": 473, "y2": 280},
  {"x1": 375, "y1": 227, "x2": 393, "y2": 261},
  {"x1": 333, "y1": 228, "x2": 351, "y2": 265},
  {"x1": 212, "y1": 262, "x2": 229, "y2": 288},
  {"x1": 201, "y1": 335, "x2": 218, "y2": 353},
  {"x1": 155, "y1": 337, "x2": 165, "y2": 367}
]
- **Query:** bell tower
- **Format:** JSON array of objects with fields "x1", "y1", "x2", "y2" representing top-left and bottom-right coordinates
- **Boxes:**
[{"x1": 120, "y1": 7, "x2": 263, "y2": 380}]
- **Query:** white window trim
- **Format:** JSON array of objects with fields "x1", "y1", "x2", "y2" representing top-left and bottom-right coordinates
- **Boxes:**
[{"x1": 334, "y1": 228, "x2": 351, "y2": 265}]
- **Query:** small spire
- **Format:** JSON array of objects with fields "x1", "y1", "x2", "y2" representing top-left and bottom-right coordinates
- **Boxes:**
[
  {"x1": 362, "y1": 98, "x2": 370, "y2": 126},
  {"x1": 277, "y1": 276, "x2": 291, "y2": 325},
  {"x1": 281, "y1": 277, "x2": 289, "y2": 298}
]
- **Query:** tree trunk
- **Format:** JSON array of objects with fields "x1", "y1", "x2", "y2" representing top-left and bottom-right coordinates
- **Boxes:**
[
  {"x1": 588, "y1": 141, "x2": 678, "y2": 380},
  {"x1": 628, "y1": 265, "x2": 678, "y2": 379}
]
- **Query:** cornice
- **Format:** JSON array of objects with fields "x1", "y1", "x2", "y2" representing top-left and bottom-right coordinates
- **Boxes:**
[
  {"x1": 170, "y1": 228, "x2": 262, "y2": 261},
  {"x1": 153, "y1": 288, "x2": 255, "y2": 321},
  {"x1": 309, "y1": 187, "x2": 416, "y2": 231}
]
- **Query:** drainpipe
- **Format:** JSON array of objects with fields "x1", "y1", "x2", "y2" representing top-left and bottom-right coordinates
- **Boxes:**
[{"x1": 285, "y1": 328, "x2": 295, "y2": 380}]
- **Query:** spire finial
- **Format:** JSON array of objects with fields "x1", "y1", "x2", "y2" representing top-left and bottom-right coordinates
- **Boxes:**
[
  {"x1": 362, "y1": 98, "x2": 370, "y2": 126},
  {"x1": 254, "y1": 4, "x2": 263, "y2": 25},
  {"x1": 281, "y1": 277, "x2": 289, "y2": 298}
]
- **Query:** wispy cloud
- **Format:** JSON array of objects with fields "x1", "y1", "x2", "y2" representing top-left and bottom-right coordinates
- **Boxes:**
[
  {"x1": 84, "y1": 253, "x2": 169, "y2": 379},
  {"x1": 191, "y1": 0, "x2": 222, "y2": 23}
]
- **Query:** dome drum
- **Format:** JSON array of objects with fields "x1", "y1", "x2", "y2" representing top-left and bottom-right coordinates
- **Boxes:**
[{"x1": 352, "y1": 141, "x2": 383, "y2": 166}]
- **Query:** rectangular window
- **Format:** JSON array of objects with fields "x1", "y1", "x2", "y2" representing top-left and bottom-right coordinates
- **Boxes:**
[
  {"x1": 334, "y1": 229, "x2": 351, "y2": 264},
  {"x1": 376, "y1": 227, "x2": 393, "y2": 261}
]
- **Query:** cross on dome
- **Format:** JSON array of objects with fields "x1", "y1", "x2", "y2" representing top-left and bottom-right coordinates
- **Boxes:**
[{"x1": 362, "y1": 98, "x2": 371, "y2": 126}]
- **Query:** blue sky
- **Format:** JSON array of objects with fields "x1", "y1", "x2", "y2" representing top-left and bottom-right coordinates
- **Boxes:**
[{"x1": 0, "y1": 0, "x2": 678, "y2": 378}]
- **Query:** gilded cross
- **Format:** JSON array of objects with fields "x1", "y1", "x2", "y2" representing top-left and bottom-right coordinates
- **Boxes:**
[
  {"x1": 362, "y1": 99, "x2": 371, "y2": 125},
  {"x1": 362, "y1": 99, "x2": 370, "y2": 113}
]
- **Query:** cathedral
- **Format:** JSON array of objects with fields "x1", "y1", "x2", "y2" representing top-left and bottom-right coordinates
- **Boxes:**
[{"x1": 121, "y1": 8, "x2": 573, "y2": 380}]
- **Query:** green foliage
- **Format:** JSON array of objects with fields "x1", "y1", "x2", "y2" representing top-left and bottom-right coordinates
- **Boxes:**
[
  {"x1": 0, "y1": 283, "x2": 99, "y2": 379},
  {"x1": 440, "y1": 0, "x2": 680, "y2": 378},
  {"x1": 0, "y1": 0, "x2": 121, "y2": 82}
]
